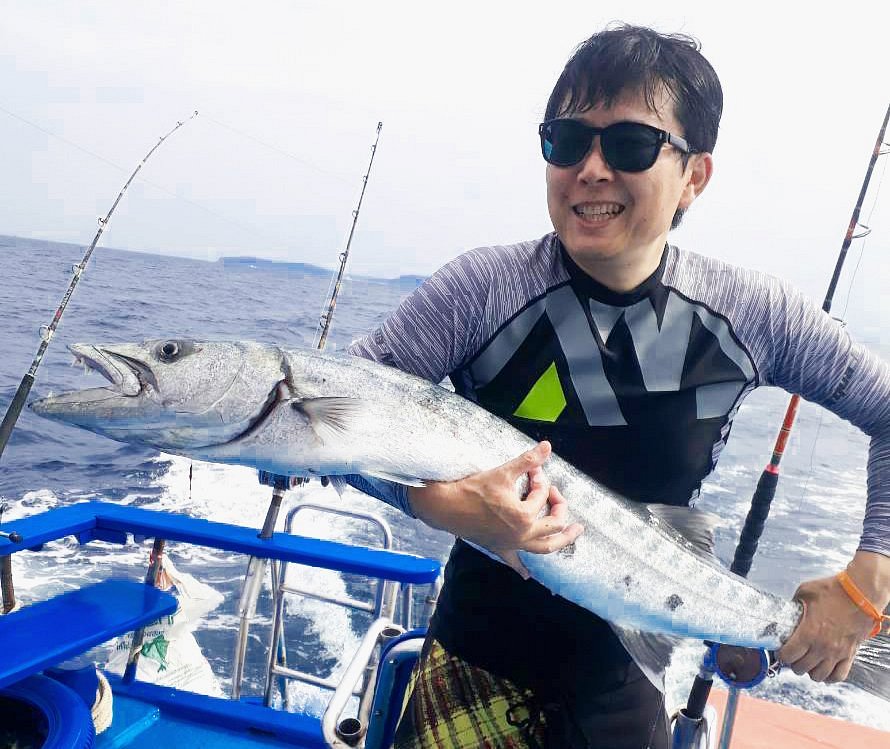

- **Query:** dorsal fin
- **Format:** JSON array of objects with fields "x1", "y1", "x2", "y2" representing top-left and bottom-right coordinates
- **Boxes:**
[{"x1": 644, "y1": 504, "x2": 720, "y2": 557}]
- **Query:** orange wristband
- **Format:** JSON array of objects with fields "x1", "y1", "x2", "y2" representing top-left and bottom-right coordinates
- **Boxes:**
[{"x1": 836, "y1": 570, "x2": 890, "y2": 638}]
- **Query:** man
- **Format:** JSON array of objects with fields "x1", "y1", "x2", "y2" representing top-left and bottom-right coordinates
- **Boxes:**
[{"x1": 348, "y1": 24, "x2": 890, "y2": 748}]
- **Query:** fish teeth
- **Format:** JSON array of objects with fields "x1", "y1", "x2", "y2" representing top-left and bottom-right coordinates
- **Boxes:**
[{"x1": 71, "y1": 356, "x2": 92, "y2": 373}]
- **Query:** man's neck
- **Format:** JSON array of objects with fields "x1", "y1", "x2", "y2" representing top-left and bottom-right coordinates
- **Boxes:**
[{"x1": 569, "y1": 241, "x2": 668, "y2": 293}]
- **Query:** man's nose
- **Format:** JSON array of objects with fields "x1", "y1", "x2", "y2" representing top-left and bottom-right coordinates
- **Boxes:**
[{"x1": 577, "y1": 136, "x2": 614, "y2": 183}]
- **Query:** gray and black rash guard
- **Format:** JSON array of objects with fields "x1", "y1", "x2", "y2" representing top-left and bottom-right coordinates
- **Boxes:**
[{"x1": 347, "y1": 232, "x2": 890, "y2": 687}]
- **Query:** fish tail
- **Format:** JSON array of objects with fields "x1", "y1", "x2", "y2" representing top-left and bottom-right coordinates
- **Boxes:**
[{"x1": 847, "y1": 623, "x2": 890, "y2": 701}]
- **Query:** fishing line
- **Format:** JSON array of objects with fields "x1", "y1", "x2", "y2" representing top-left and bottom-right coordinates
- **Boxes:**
[
  {"x1": 201, "y1": 113, "x2": 355, "y2": 185},
  {"x1": 0, "y1": 102, "x2": 310, "y2": 255},
  {"x1": 794, "y1": 137, "x2": 889, "y2": 516},
  {"x1": 0, "y1": 112, "x2": 198, "y2": 462},
  {"x1": 839, "y1": 151, "x2": 889, "y2": 322},
  {"x1": 0, "y1": 102, "x2": 125, "y2": 171}
]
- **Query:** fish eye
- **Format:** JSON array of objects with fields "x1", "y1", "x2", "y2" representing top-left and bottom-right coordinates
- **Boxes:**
[{"x1": 156, "y1": 340, "x2": 181, "y2": 363}]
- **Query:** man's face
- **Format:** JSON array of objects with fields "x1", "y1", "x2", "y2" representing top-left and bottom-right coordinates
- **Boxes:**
[{"x1": 545, "y1": 87, "x2": 711, "y2": 288}]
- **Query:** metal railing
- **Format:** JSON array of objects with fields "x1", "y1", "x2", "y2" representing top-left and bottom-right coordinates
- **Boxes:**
[{"x1": 259, "y1": 500, "x2": 429, "y2": 746}]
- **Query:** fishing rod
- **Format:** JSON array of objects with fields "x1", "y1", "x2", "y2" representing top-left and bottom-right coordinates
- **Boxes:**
[
  {"x1": 0, "y1": 112, "x2": 197, "y2": 623},
  {"x1": 316, "y1": 121, "x2": 384, "y2": 350},
  {"x1": 734, "y1": 101, "x2": 889, "y2": 576},
  {"x1": 673, "y1": 102, "x2": 890, "y2": 749},
  {"x1": 231, "y1": 121, "x2": 385, "y2": 701},
  {"x1": 0, "y1": 111, "x2": 199, "y2": 463}
]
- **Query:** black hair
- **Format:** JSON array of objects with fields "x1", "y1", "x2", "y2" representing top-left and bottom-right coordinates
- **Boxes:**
[{"x1": 545, "y1": 24, "x2": 723, "y2": 228}]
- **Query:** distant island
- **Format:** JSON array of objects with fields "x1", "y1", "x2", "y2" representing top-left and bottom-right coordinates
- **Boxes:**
[
  {"x1": 0, "y1": 236, "x2": 428, "y2": 289},
  {"x1": 219, "y1": 256, "x2": 427, "y2": 288}
]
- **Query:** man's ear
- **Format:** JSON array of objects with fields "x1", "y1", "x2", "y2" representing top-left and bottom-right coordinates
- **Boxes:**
[{"x1": 679, "y1": 152, "x2": 714, "y2": 210}]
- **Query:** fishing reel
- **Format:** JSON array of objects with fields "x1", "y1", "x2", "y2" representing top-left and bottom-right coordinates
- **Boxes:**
[
  {"x1": 256, "y1": 471, "x2": 304, "y2": 491},
  {"x1": 704, "y1": 643, "x2": 771, "y2": 689}
]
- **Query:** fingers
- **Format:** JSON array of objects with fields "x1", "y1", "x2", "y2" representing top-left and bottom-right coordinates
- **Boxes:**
[
  {"x1": 527, "y1": 485, "x2": 570, "y2": 533},
  {"x1": 462, "y1": 441, "x2": 583, "y2": 559},
  {"x1": 826, "y1": 656, "x2": 855, "y2": 684},
  {"x1": 523, "y1": 480, "x2": 583, "y2": 551},
  {"x1": 518, "y1": 476, "x2": 579, "y2": 541},
  {"x1": 504, "y1": 441, "x2": 552, "y2": 480},
  {"x1": 778, "y1": 592, "x2": 862, "y2": 683},
  {"x1": 496, "y1": 550, "x2": 530, "y2": 580},
  {"x1": 521, "y1": 521, "x2": 584, "y2": 554},
  {"x1": 782, "y1": 648, "x2": 853, "y2": 683},
  {"x1": 522, "y1": 465, "x2": 551, "y2": 514}
]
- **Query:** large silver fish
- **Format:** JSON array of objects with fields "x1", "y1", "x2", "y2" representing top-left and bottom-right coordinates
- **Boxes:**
[{"x1": 30, "y1": 339, "x2": 890, "y2": 697}]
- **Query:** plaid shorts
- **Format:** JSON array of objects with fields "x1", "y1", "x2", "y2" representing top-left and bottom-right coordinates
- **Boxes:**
[
  {"x1": 393, "y1": 638, "x2": 547, "y2": 749},
  {"x1": 392, "y1": 637, "x2": 671, "y2": 749}
]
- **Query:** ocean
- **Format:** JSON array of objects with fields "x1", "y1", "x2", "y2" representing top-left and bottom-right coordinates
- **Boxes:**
[{"x1": 1, "y1": 234, "x2": 888, "y2": 730}]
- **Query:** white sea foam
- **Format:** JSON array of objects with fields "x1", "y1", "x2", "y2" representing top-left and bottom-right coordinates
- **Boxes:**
[{"x1": 147, "y1": 453, "x2": 407, "y2": 717}]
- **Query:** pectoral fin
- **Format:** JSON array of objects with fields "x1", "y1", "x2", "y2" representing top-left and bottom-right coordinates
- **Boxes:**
[{"x1": 291, "y1": 397, "x2": 367, "y2": 446}]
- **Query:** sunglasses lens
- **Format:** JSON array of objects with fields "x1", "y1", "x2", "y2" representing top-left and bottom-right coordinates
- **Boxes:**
[
  {"x1": 601, "y1": 122, "x2": 661, "y2": 172},
  {"x1": 541, "y1": 120, "x2": 593, "y2": 167}
]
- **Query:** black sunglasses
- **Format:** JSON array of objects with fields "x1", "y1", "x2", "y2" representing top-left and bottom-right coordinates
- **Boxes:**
[{"x1": 539, "y1": 119, "x2": 694, "y2": 172}]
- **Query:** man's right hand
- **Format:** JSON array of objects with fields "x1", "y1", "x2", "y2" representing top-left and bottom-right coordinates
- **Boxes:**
[{"x1": 406, "y1": 441, "x2": 584, "y2": 578}]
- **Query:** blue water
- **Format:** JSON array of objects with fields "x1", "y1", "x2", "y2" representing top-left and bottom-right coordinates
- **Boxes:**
[{"x1": 1, "y1": 234, "x2": 888, "y2": 730}]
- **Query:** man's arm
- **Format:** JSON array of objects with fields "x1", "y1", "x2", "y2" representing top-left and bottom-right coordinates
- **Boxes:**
[
  {"x1": 344, "y1": 248, "x2": 582, "y2": 566},
  {"x1": 766, "y1": 283, "x2": 890, "y2": 680}
]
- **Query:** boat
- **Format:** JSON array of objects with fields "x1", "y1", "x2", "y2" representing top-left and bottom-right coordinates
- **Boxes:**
[
  {"x1": 0, "y1": 496, "x2": 440, "y2": 749},
  {"x1": 2, "y1": 491, "x2": 889, "y2": 749}
]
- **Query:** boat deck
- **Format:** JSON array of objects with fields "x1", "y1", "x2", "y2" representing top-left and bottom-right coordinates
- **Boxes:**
[
  {"x1": 708, "y1": 688, "x2": 889, "y2": 748},
  {"x1": 98, "y1": 678, "x2": 327, "y2": 748}
]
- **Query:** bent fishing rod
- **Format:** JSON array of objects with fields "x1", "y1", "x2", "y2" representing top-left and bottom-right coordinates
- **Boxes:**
[
  {"x1": 316, "y1": 121, "x2": 384, "y2": 350},
  {"x1": 733, "y1": 101, "x2": 890, "y2": 578},
  {"x1": 0, "y1": 111, "x2": 198, "y2": 464},
  {"x1": 0, "y1": 112, "x2": 197, "y2": 617},
  {"x1": 674, "y1": 102, "x2": 890, "y2": 749},
  {"x1": 232, "y1": 121, "x2": 385, "y2": 702}
]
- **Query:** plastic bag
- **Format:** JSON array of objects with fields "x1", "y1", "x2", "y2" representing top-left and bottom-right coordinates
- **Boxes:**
[{"x1": 105, "y1": 555, "x2": 224, "y2": 697}]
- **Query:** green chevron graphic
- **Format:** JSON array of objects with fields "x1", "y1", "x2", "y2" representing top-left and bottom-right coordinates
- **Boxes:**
[{"x1": 513, "y1": 362, "x2": 566, "y2": 422}]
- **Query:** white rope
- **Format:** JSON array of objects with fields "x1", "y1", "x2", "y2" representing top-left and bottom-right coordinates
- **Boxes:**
[{"x1": 92, "y1": 669, "x2": 114, "y2": 734}]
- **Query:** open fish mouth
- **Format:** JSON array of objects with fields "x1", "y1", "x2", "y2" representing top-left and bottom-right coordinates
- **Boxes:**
[{"x1": 69, "y1": 344, "x2": 150, "y2": 397}]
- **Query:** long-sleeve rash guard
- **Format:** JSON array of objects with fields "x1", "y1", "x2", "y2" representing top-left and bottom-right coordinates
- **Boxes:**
[
  {"x1": 347, "y1": 232, "x2": 890, "y2": 691},
  {"x1": 348, "y1": 233, "x2": 890, "y2": 555}
]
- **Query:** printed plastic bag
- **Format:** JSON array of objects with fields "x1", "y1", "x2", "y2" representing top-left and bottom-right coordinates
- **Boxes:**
[{"x1": 105, "y1": 555, "x2": 224, "y2": 697}]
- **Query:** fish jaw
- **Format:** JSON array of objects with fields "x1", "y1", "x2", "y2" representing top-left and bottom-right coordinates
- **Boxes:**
[
  {"x1": 30, "y1": 340, "x2": 287, "y2": 451},
  {"x1": 31, "y1": 344, "x2": 163, "y2": 436},
  {"x1": 70, "y1": 344, "x2": 144, "y2": 396}
]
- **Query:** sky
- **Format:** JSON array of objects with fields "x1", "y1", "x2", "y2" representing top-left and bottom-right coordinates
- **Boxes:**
[{"x1": 2, "y1": 1, "x2": 890, "y2": 337}]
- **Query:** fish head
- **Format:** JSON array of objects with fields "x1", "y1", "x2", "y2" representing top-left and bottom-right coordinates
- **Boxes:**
[{"x1": 30, "y1": 339, "x2": 286, "y2": 450}]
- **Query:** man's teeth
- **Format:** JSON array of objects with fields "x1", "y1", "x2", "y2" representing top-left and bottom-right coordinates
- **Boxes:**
[{"x1": 574, "y1": 203, "x2": 624, "y2": 218}]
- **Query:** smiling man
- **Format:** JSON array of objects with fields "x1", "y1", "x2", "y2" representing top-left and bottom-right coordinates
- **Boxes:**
[
  {"x1": 543, "y1": 93, "x2": 710, "y2": 291},
  {"x1": 348, "y1": 24, "x2": 890, "y2": 749}
]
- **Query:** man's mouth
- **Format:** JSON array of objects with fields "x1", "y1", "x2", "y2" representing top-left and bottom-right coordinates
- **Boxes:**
[{"x1": 572, "y1": 202, "x2": 625, "y2": 221}]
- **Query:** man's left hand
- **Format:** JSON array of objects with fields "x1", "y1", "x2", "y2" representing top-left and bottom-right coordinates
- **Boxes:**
[{"x1": 778, "y1": 550, "x2": 890, "y2": 683}]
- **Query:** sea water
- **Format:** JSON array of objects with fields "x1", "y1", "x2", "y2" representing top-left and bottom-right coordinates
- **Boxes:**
[{"x1": 1, "y1": 234, "x2": 888, "y2": 729}]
